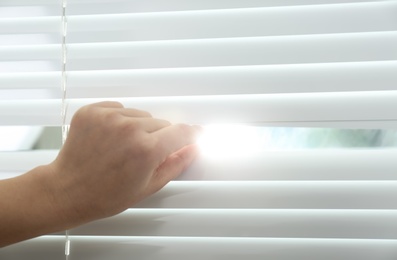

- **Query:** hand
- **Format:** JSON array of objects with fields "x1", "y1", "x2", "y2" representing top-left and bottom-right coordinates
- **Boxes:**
[{"x1": 47, "y1": 101, "x2": 200, "y2": 226}]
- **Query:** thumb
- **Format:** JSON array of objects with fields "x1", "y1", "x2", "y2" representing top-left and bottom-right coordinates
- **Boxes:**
[{"x1": 149, "y1": 144, "x2": 199, "y2": 193}]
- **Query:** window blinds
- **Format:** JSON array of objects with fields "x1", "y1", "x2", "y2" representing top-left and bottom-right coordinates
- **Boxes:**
[{"x1": 1, "y1": 0, "x2": 397, "y2": 259}]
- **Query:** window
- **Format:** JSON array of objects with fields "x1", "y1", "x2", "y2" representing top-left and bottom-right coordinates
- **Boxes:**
[{"x1": 1, "y1": 1, "x2": 397, "y2": 259}]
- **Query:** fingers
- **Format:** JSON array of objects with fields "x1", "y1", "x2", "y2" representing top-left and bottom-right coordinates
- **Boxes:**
[
  {"x1": 149, "y1": 144, "x2": 199, "y2": 193},
  {"x1": 89, "y1": 102, "x2": 153, "y2": 118},
  {"x1": 117, "y1": 108, "x2": 153, "y2": 118},
  {"x1": 94, "y1": 101, "x2": 124, "y2": 108},
  {"x1": 135, "y1": 118, "x2": 171, "y2": 133},
  {"x1": 152, "y1": 124, "x2": 202, "y2": 161},
  {"x1": 85, "y1": 102, "x2": 201, "y2": 158}
]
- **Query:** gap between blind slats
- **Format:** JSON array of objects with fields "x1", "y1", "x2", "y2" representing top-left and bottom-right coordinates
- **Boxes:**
[
  {"x1": 1, "y1": 149, "x2": 397, "y2": 181},
  {"x1": 1, "y1": 62, "x2": 397, "y2": 97},
  {"x1": 136, "y1": 181, "x2": 397, "y2": 209},
  {"x1": 2, "y1": 2, "x2": 396, "y2": 38},
  {"x1": 1, "y1": 32, "x2": 396, "y2": 69},
  {"x1": 1, "y1": 236, "x2": 396, "y2": 260},
  {"x1": 68, "y1": 209, "x2": 397, "y2": 239},
  {"x1": 1, "y1": 92, "x2": 397, "y2": 127}
]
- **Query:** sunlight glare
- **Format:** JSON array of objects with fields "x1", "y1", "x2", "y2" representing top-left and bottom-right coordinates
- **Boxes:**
[{"x1": 197, "y1": 124, "x2": 263, "y2": 159}]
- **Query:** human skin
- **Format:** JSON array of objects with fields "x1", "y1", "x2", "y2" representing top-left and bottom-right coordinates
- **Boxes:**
[{"x1": 0, "y1": 101, "x2": 201, "y2": 247}]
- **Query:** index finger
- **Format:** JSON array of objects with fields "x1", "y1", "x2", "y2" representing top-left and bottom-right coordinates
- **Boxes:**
[
  {"x1": 152, "y1": 124, "x2": 202, "y2": 161},
  {"x1": 88, "y1": 102, "x2": 153, "y2": 117}
]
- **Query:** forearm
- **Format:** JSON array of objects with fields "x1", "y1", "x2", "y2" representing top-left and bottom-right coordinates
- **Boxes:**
[
  {"x1": 0, "y1": 165, "x2": 72, "y2": 247},
  {"x1": 0, "y1": 102, "x2": 200, "y2": 248}
]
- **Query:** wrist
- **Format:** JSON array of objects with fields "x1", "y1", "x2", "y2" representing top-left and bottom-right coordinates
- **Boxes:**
[
  {"x1": 0, "y1": 164, "x2": 76, "y2": 247},
  {"x1": 35, "y1": 164, "x2": 71, "y2": 228},
  {"x1": 41, "y1": 162, "x2": 91, "y2": 230},
  {"x1": 27, "y1": 164, "x2": 78, "y2": 232}
]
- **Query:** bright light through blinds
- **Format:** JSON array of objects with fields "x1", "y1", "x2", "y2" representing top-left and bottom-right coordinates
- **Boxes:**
[
  {"x1": 198, "y1": 125, "x2": 264, "y2": 158},
  {"x1": 1, "y1": 0, "x2": 397, "y2": 260},
  {"x1": 0, "y1": 126, "x2": 42, "y2": 151}
]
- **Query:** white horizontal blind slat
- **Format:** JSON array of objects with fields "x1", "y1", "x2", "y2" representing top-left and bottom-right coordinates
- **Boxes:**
[
  {"x1": 67, "y1": 2, "x2": 397, "y2": 39},
  {"x1": 0, "y1": 17, "x2": 59, "y2": 34},
  {"x1": 1, "y1": 236, "x2": 397, "y2": 260},
  {"x1": 2, "y1": 92, "x2": 397, "y2": 127},
  {"x1": 68, "y1": 209, "x2": 397, "y2": 239},
  {"x1": 2, "y1": 2, "x2": 397, "y2": 39},
  {"x1": 2, "y1": 32, "x2": 397, "y2": 68},
  {"x1": 2, "y1": 61, "x2": 397, "y2": 96},
  {"x1": 0, "y1": 150, "x2": 57, "y2": 173},
  {"x1": 1, "y1": 0, "x2": 386, "y2": 8},
  {"x1": 2, "y1": 149, "x2": 397, "y2": 180},
  {"x1": 136, "y1": 181, "x2": 397, "y2": 209}
]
